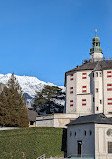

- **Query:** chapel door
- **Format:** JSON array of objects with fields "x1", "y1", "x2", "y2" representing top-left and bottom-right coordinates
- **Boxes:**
[{"x1": 77, "y1": 140, "x2": 82, "y2": 157}]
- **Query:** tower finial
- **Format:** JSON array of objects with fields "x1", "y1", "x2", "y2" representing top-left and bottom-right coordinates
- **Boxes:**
[{"x1": 95, "y1": 29, "x2": 97, "y2": 37}]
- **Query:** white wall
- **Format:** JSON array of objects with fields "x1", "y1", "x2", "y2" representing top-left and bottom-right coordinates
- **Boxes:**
[
  {"x1": 36, "y1": 115, "x2": 54, "y2": 127},
  {"x1": 93, "y1": 71, "x2": 103, "y2": 114},
  {"x1": 77, "y1": 94, "x2": 92, "y2": 113},
  {"x1": 66, "y1": 68, "x2": 112, "y2": 117},
  {"x1": 36, "y1": 113, "x2": 79, "y2": 128},
  {"x1": 90, "y1": 52, "x2": 103, "y2": 62},
  {"x1": 66, "y1": 72, "x2": 77, "y2": 113},
  {"x1": 66, "y1": 70, "x2": 93, "y2": 115},
  {"x1": 95, "y1": 124, "x2": 112, "y2": 159},
  {"x1": 76, "y1": 71, "x2": 91, "y2": 94},
  {"x1": 67, "y1": 124, "x2": 95, "y2": 157},
  {"x1": 103, "y1": 69, "x2": 112, "y2": 115}
]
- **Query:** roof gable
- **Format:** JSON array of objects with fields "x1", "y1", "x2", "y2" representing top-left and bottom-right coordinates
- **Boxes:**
[{"x1": 66, "y1": 61, "x2": 112, "y2": 74}]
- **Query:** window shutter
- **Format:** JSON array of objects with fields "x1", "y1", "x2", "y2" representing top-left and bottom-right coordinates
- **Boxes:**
[
  {"x1": 82, "y1": 73, "x2": 87, "y2": 79},
  {"x1": 108, "y1": 98, "x2": 112, "y2": 105},
  {"x1": 82, "y1": 99, "x2": 86, "y2": 106},
  {"x1": 107, "y1": 84, "x2": 112, "y2": 91},
  {"x1": 107, "y1": 71, "x2": 112, "y2": 77},
  {"x1": 82, "y1": 86, "x2": 87, "y2": 93}
]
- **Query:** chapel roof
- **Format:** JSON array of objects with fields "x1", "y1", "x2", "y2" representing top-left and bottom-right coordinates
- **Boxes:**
[{"x1": 67, "y1": 113, "x2": 112, "y2": 126}]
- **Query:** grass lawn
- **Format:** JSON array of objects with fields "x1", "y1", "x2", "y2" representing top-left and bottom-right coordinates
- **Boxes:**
[{"x1": 0, "y1": 127, "x2": 63, "y2": 159}]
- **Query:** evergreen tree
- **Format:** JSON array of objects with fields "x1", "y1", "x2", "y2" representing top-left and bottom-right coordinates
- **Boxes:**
[
  {"x1": 0, "y1": 73, "x2": 29, "y2": 127},
  {"x1": 33, "y1": 85, "x2": 65, "y2": 114}
]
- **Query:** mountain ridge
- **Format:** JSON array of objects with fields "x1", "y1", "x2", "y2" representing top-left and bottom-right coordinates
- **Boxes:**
[{"x1": 0, "y1": 73, "x2": 65, "y2": 108}]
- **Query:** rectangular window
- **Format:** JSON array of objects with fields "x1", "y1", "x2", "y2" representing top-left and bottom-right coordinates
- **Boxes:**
[
  {"x1": 82, "y1": 99, "x2": 86, "y2": 106},
  {"x1": 96, "y1": 107, "x2": 99, "y2": 111},
  {"x1": 100, "y1": 72, "x2": 102, "y2": 77},
  {"x1": 82, "y1": 73, "x2": 87, "y2": 79},
  {"x1": 82, "y1": 86, "x2": 87, "y2": 93},
  {"x1": 70, "y1": 100, "x2": 73, "y2": 107},
  {"x1": 70, "y1": 74, "x2": 74, "y2": 80},
  {"x1": 108, "y1": 142, "x2": 112, "y2": 153},
  {"x1": 108, "y1": 98, "x2": 112, "y2": 105},
  {"x1": 96, "y1": 88, "x2": 98, "y2": 93},
  {"x1": 96, "y1": 43, "x2": 98, "y2": 46},
  {"x1": 70, "y1": 87, "x2": 73, "y2": 94},
  {"x1": 107, "y1": 71, "x2": 112, "y2": 78},
  {"x1": 100, "y1": 100, "x2": 102, "y2": 104},
  {"x1": 107, "y1": 84, "x2": 112, "y2": 91},
  {"x1": 96, "y1": 72, "x2": 98, "y2": 77}
]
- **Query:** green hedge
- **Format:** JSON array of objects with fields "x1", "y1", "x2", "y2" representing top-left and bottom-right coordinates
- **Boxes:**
[{"x1": 0, "y1": 127, "x2": 63, "y2": 159}]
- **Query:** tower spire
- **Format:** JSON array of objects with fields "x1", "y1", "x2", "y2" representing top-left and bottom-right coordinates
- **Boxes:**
[
  {"x1": 95, "y1": 29, "x2": 97, "y2": 37},
  {"x1": 89, "y1": 30, "x2": 103, "y2": 62}
]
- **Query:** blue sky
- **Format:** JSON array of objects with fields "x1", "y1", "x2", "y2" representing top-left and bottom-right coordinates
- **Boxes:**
[{"x1": 0, "y1": 0, "x2": 112, "y2": 86}]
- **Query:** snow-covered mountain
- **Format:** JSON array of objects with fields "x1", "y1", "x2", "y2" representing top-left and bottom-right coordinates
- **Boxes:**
[
  {"x1": 0, "y1": 73, "x2": 56, "y2": 96},
  {"x1": 0, "y1": 73, "x2": 65, "y2": 108}
]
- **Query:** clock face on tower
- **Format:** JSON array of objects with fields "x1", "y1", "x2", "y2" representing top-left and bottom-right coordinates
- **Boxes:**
[{"x1": 107, "y1": 129, "x2": 112, "y2": 136}]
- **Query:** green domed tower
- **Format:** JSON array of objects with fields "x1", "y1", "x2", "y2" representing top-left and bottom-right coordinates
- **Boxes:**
[{"x1": 90, "y1": 29, "x2": 103, "y2": 62}]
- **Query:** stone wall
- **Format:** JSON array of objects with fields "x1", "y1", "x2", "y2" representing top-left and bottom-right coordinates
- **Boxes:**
[{"x1": 36, "y1": 113, "x2": 79, "y2": 128}]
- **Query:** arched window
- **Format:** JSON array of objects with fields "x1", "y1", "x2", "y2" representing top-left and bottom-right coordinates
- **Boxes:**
[
  {"x1": 84, "y1": 130, "x2": 86, "y2": 136},
  {"x1": 70, "y1": 131, "x2": 72, "y2": 136},
  {"x1": 90, "y1": 130, "x2": 92, "y2": 136}
]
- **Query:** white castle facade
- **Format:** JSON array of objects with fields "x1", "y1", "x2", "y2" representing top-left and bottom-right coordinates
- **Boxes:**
[
  {"x1": 65, "y1": 33, "x2": 112, "y2": 117},
  {"x1": 66, "y1": 32, "x2": 112, "y2": 159},
  {"x1": 35, "y1": 32, "x2": 112, "y2": 128}
]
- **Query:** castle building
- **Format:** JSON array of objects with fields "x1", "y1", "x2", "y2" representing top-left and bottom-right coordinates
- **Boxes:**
[
  {"x1": 65, "y1": 31, "x2": 112, "y2": 117},
  {"x1": 35, "y1": 31, "x2": 112, "y2": 129},
  {"x1": 66, "y1": 31, "x2": 112, "y2": 159}
]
